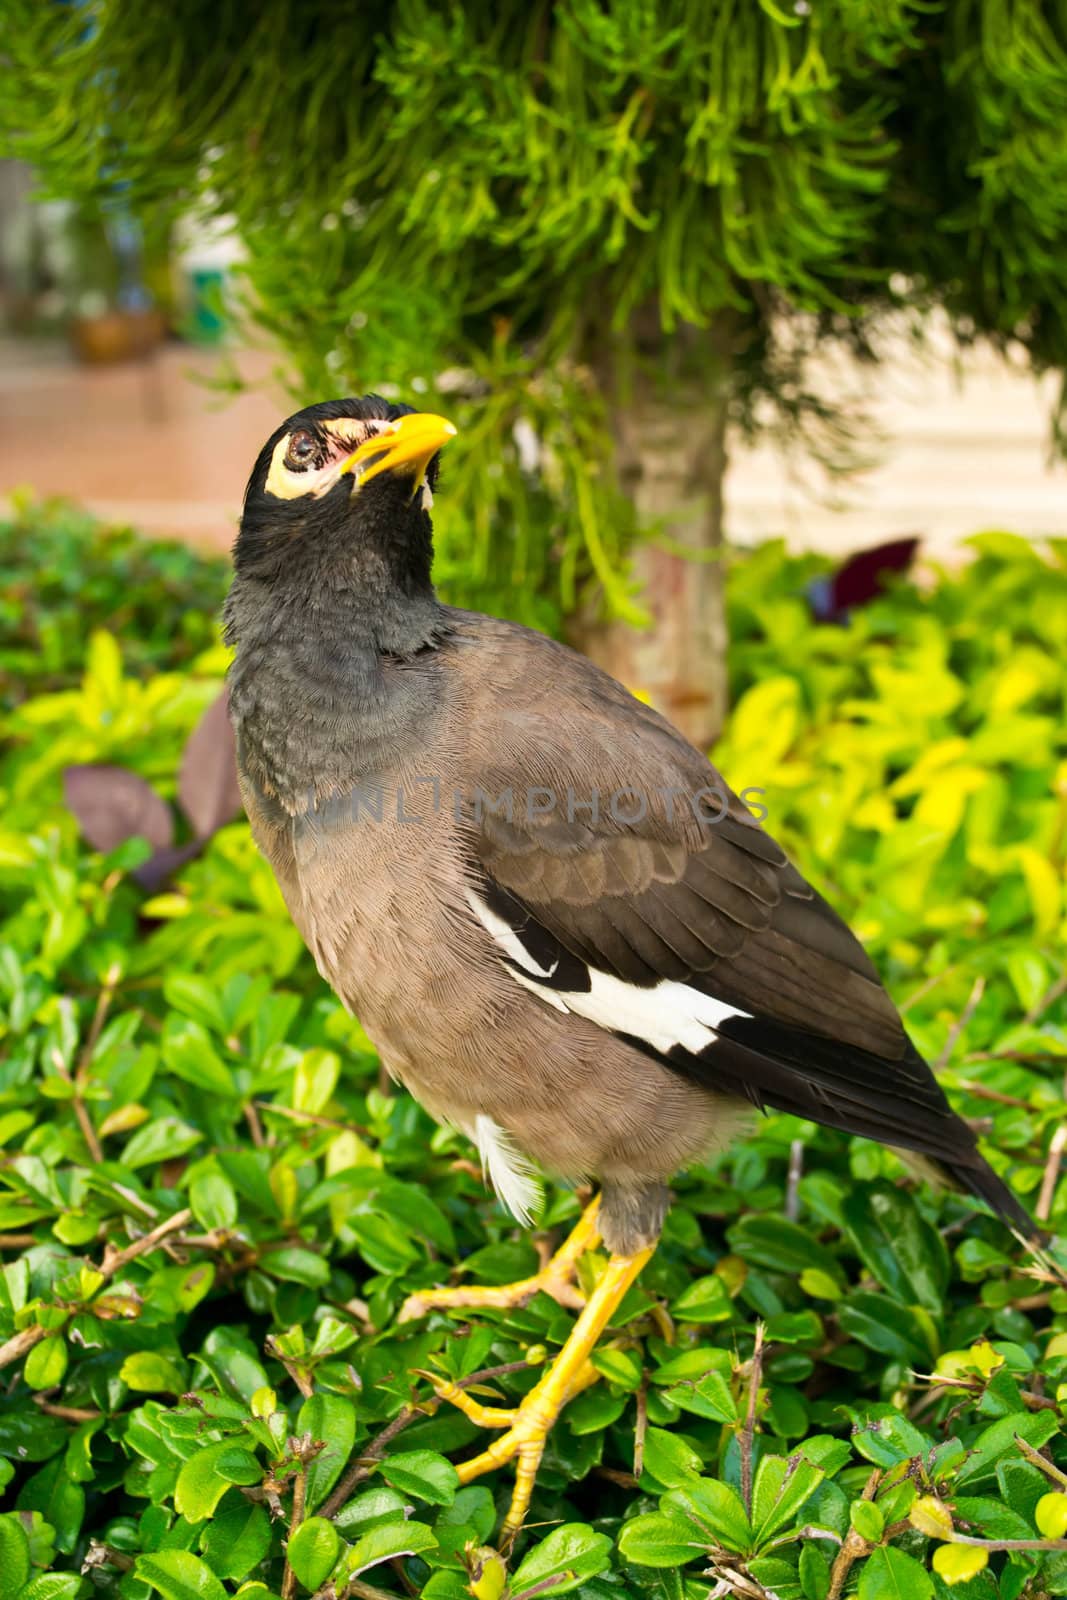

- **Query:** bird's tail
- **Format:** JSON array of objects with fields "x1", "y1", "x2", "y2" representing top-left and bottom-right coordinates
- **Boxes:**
[
  {"x1": 945, "y1": 1154, "x2": 1037, "y2": 1238},
  {"x1": 944, "y1": 1153, "x2": 1067, "y2": 1286}
]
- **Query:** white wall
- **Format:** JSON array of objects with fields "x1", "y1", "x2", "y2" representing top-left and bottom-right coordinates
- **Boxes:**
[{"x1": 725, "y1": 320, "x2": 1067, "y2": 555}]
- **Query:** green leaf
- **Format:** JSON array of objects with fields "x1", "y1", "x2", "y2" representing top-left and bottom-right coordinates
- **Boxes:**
[
  {"x1": 17, "y1": 1458, "x2": 85, "y2": 1554},
  {"x1": 564, "y1": 1386, "x2": 626, "y2": 1434},
  {"x1": 510, "y1": 1524, "x2": 613, "y2": 1597},
  {"x1": 671, "y1": 1275, "x2": 733, "y2": 1322},
  {"x1": 122, "y1": 1118, "x2": 203, "y2": 1169},
  {"x1": 857, "y1": 1546, "x2": 933, "y2": 1600},
  {"x1": 955, "y1": 1411, "x2": 1061, "y2": 1490},
  {"x1": 199, "y1": 1496, "x2": 273, "y2": 1581},
  {"x1": 20, "y1": 1577, "x2": 84, "y2": 1600},
  {"x1": 163, "y1": 975, "x2": 229, "y2": 1034},
  {"x1": 747, "y1": 1555, "x2": 804, "y2": 1598},
  {"x1": 120, "y1": 1352, "x2": 187, "y2": 1395},
  {"x1": 846, "y1": 1407, "x2": 930, "y2": 1468},
  {"x1": 162, "y1": 1018, "x2": 235, "y2": 1097},
  {"x1": 664, "y1": 1478, "x2": 752, "y2": 1554},
  {"x1": 837, "y1": 1293, "x2": 938, "y2": 1365},
  {"x1": 174, "y1": 1442, "x2": 263, "y2": 1522},
  {"x1": 617, "y1": 1512, "x2": 700, "y2": 1567},
  {"x1": 262, "y1": 1248, "x2": 330, "y2": 1288},
  {"x1": 800, "y1": 1542, "x2": 832, "y2": 1600},
  {"x1": 850, "y1": 1500, "x2": 885, "y2": 1541},
  {"x1": 590, "y1": 1346, "x2": 643, "y2": 1390},
  {"x1": 137, "y1": 1552, "x2": 229, "y2": 1600},
  {"x1": 286, "y1": 1517, "x2": 340, "y2": 1590},
  {"x1": 727, "y1": 1216, "x2": 842, "y2": 1280},
  {"x1": 681, "y1": 1368, "x2": 739, "y2": 1423},
  {"x1": 640, "y1": 1428, "x2": 703, "y2": 1488},
  {"x1": 293, "y1": 1049, "x2": 340, "y2": 1114},
  {"x1": 752, "y1": 1456, "x2": 825, "y2": 1543},
  {"x1": 189, "y1": 1172, "x2": 238, "y2": 1232},
  {"x1": 841, "y1": 1182, "x2": 948, "y2": 1312},
  {"x1": 299, "y1": 1394, "x2": 357, "y2": 1512},
  {"x1": 952, "y1": 1495, "x2": 1035, "y2": 1541},
  {"x1": 345, "y1": 1520, "x2": 438, "y2": 1575},
  {"x1": 198, "y1": 1328, "x2": 270, "y2": 1402},
  {"x1": 334, "y1": 1487, "x2": 411, "y2": 1533},
  {"x1": 0, "y1": 1516, "x2": 30, "y2": 1599},
  {"x1": 379, "y1": 1450, "x2": 458, "y2": 1506},
  {"x1": 23, "y1": 1335, "x2": 68, "y2": 1391}
]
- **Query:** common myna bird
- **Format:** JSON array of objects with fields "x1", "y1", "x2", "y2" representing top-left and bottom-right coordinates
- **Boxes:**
[{"x1": 226, "y1": 396, "x2": 1033, "y2": 1542}]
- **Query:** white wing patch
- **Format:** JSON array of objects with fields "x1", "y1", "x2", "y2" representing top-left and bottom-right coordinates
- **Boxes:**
[
  {"x1": 465, "y1": 890, "x2": 558, "y2": 978},
  {"x1": 474, "y1": 1115, "x2": 542, "y2": 1226},
  {"x1": 467, "y1": 889, "x2": 750, "y2": 1052}
]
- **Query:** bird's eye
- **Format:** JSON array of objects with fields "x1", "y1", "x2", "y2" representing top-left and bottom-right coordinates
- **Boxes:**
[{"x1": 284, "y1": 429, "x2": 322, "y2": 471}]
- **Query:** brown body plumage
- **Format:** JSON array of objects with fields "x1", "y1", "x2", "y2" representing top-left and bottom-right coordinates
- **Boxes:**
[{"x1": 226, "y1": 394, "x2": 1032, "y2": 1542}]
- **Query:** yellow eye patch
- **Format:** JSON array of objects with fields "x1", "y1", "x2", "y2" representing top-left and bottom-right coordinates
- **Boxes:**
[{"x1": 262, "y1": 420, "x2": 390, "y2": 501}]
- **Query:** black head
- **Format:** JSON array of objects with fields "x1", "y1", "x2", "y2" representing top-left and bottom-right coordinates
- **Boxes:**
[{"x1": 234, "y1": 395, "x2": 456, "y2": 595}]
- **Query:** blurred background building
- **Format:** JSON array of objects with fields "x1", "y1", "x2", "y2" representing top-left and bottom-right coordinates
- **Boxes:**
[{"x1": 2, "y1": 155, "x2": 1065, "y2": 560}]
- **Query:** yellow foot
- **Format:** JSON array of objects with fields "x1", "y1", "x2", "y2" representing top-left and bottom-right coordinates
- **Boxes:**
[
  {"x1": 430, "y1": 1244, "x2": 653, "y2": 1549},
  {"x1": 399, "y1": 1196, "x2": 602, "y2": 1322}
]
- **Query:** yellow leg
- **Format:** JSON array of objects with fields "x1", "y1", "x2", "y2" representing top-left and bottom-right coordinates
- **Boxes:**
[
  {"x1": 399, "y1": 1195, "x2": 602, "y2": 1322},
  {"x1": 446, "y1": 1247, "x2": 653, "y2": 1548}
]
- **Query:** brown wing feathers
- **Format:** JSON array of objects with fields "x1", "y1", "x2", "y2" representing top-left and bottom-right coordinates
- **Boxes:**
[{"x1": 459, "y1": 628, "x2": 1029, "y2": 1231}]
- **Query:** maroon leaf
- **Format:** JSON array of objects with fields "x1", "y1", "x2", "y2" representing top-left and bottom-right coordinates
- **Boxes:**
[
  {"x1": 178, "y1": 688, "x2": 244, "y2": 839},
  {"x1": 63, "y1": 765, "x2": 174, "y2": 854},
  {"x1": 808, "y1": 536, "x2": 920, "y2": 622},
  {"x1": 134, "y1": 839, "x2": 206, "y2": 891}
]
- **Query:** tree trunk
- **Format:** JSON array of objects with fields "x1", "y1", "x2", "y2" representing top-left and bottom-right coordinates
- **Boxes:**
[{"x1": 569, "y1": 316, "x2": 731, "y2": 753}]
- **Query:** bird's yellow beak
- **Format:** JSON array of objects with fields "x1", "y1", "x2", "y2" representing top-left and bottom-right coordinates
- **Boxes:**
[{"x1": 338, "y1": 412, "x2": 457, "y2": 488}]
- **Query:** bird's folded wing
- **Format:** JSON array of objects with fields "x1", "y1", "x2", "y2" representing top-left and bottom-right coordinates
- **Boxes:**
[{"x1": 456, "y1": 625, "x2": 963, "y2": 1160}]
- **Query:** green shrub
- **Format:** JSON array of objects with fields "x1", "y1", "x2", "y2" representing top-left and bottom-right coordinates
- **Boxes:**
[{"x1": 2, "y1": 501, "x2": 1067, "y2": 1598}]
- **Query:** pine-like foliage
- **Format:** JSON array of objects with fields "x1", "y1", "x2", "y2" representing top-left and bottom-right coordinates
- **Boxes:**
[{"x1": 3, "y1": 2, "x2": 1067, "y2": 621}]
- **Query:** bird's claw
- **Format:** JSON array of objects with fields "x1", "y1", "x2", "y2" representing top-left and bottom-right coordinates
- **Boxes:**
[
  {"x1": 398, "y1": 1196, "x2": 602, "y2": 1324},
  {"x1": 439, "y1": 1360, "x2": 600, "y2": 1551}
]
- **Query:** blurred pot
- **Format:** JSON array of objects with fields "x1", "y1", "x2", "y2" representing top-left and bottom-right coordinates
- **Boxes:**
[{"x1": 69, "y1": 307, "x2": 167, "y2": 364}]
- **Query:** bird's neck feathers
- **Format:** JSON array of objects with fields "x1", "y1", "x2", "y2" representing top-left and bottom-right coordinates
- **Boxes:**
[{"x1": 225, "y1": 509, "x2": 449, "y2": 812}]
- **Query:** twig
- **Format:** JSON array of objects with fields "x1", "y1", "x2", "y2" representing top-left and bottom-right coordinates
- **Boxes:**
[
  {"x1": 320, "y1": 1405, "x2": 421, "y2": 1520},
  {"x1": 964, "y1": 1051, "x2": 1067, "y2": 1066},
  {"x1": 320, "y1": 1360, "x2": 534, "y2": 1520},
  {"x1": 1016, "y1": 1434, "x2": 1067, "y2": 1486},
  {"x1": 0, "y1": 1208, "x2": 192, "y2": 1371},
  {"x1": 900, "y1": 964, "x2": 965, "y2": 1013},
  {"x1": 912, "y1": 1374, "x2": 1058, "y2": 1416},
  {"x1": 83, "y1": 1543, "x2": 135, "y2": 1574},
  {"x1": 0, "y1": 1234, "x2": 39, "y2": 1250},
  {"x1": 594, "y1": 1465, "x2": 640, "y2": 1489},
  {"x1": 953, "y1": 1080, "x2": 1030, "y2": 1108},
  {"x1": 389, "y1": 1556, "x2": 419, "y2": 1597},
  {"x1": 253, "y1": 1101, "x2": 370, "y2": 1137},
  {"x1": 512, "y1": 1580, "x2": 576, "y2": 1598},
  {"x1": 785, "y1": 1140, "x2": 805, "y2": 1221},
  {"x1": 78, "y1": 963, "x2": 120, "y2": 1075},
  {"x1": 281, "y1": 1465, "x2": 307, "y2": 1600},
  {"x1": 739, "y1": 1325, "x2": 765, "y2": 1519},
  {"x1": 952, "y1": 1534, "x2": 1067, "y2": 1551},
  {"x1": 1025, "y1": 972, "x2": 1067, "y2": 1026},
  {"x1": 633, "y1": 1378, "x2": 649, "y2": 1480},
  {"x1": 244, "y1": 1101, "x2": 266, "y2": 1149},
  {"x1": 100, "y1": 1208, "x2": 193, "y2": 1281},
  {"x1": 70, "y1": 965, "x2": 120, "y2": 1162},
  {"x1": 51, "y1": 1043, "x2": 104, "y2": 1166},
  {"x1": 33, "y1": 1396, "x2": 101, "y2": 1423},
  {"x1": 345, "y1": 1582, "x2": 405, "y2": 1600},
  {"x1": 0, "y1": 1327, "x2": 49, "y2": 1371},
  {"x1": 827, "y1": 1468, "x2": 881, "y2": 1600},
  {"x1": 1037, "y1": 1125, "x2": 1067, "y2": 1222},
  {"x1": 935, "y1": 977, "x2": 985, "y2": 1072}
]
